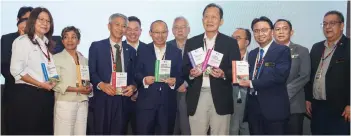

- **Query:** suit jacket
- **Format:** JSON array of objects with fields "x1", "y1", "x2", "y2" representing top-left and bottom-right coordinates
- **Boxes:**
[
  {"x1": 88, "y1": 38, "x2": 137, "y2": 99},
  {"x1": 182, "y1": 32, "x2": 241, "y2": 116},
  {"x1": 134, "y1": 43, "x2": 183, "y2": 110},
  {"x1": 1, "y1": 32, "x2": 20, "y2": 86},
  {"x1": 52, "y1": 36, "x2": 64, "y2": 54},
  {"x1": 305, "y1": 35, "x2": 350, "y2": 114},
  {"x1": 167, "y1": 39, "x2": 185, "y2": 57},
  {"x1": 286, "y1": 42, "x2": 310, "y2": 114},
  {"x1": 248, "y1": 41, "x2": 291, "y2": 121},
  {"x1": 122, "y1": 40, "x2": 147, "y2": 53}
]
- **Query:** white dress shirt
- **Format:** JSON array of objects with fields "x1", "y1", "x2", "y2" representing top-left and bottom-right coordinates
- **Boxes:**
[
  {"x1": 201, "y1": 33, "x2": 218, "y2": 87},
  {"x1": 10, "y1": 34, "x2": 54, "y2": 87},
  {"x1": 110, "y1": 38, "x2": 125, "y2": 72}
]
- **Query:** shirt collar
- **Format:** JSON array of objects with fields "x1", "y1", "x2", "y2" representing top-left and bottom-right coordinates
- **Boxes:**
[
  {"x1": 324, "y1": 35, "x2": 343, "y2": 49},
  {"x1": 127, "y1": 40, "x2": 140, "y2": 50},
  {"x1": 286, "y1": 41, "x2": 291, "y2": 47},
  {"x1": 110, "y1": 38, "x2": 122, "y2": 49},
  {"x1": 259, "y1": 40, "x2": 273, "y2": 53},
  {"x1": 34, "y1": 34, "x2": 49, "y2": 44},
  {"x1": 154, "y1": 44, "x2": 167, "y2": 52},
  {"x1": 204, "y1": 32, "x2": 218, "y2": 41}
]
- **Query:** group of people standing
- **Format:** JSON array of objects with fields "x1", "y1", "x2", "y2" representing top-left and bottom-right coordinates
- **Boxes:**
[{"x1": 1, "y1": 2, "x2": 349, "y2": 135}]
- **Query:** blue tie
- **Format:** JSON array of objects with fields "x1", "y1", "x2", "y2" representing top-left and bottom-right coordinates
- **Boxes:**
[{"x1": 255, "y1": 49, "x2": 264, "y2": 79}]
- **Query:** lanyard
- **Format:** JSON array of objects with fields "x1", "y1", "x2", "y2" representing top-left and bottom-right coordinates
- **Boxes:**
[
  {"x1": 203, "y1": 38, "x2": 216, "y2": 51},
  {"x1": 74, "y1": 52, "x2": 80, "y2": 65},
  {"x1": 36, "y1": 40, "x2": 51, "y2": 62},
  {"x1": 253, "y1": 52, "x2": 264, "y2": 79},
  {"x1": 320, "y1": 45, "x2": 337, "y2": 68}
]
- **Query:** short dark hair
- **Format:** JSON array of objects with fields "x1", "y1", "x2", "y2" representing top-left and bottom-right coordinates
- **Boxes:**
[
  {"x1": 25, "y1": 7, "x2": 55, "y2": 52},
  {"x1": 17, "y1": 6, "x2": 33, "y2": 19},
  {"x1": 237, "y1": 28, "x2": 252, "y2": 45},
  {"x1": 149, "y1": 20, "x2": 168, "y2": 32},
  {"x1": 251, "y1": 16, "x2": 274, "y2": 30},
  {"x1": 61, "y1": 26, "x2": 81, "y2": 40},
  {"x1": 274, "y1": 19, "x2": 293, "y2": 30},
  {"x1": 128, "y1": 16, "x2": 141, "y2": 26},
  {"x1": 324, "y1": 10, "x2": 344, "y2": 23},
  {"x1": 202, "y1": 3, "x2": 223, "y2": 19}
]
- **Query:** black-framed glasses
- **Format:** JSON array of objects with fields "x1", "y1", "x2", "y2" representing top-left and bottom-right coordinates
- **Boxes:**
[{"x1": 321, "y1": 21, "x2": 342, "y2": 28}]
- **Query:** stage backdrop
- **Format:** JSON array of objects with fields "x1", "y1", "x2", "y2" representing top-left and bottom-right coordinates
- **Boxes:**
[{"x1": 0, "y1": 0, "x2": 348, "y2": 84}]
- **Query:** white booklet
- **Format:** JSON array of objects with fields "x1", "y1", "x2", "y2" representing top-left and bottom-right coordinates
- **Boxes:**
[
  {"x1": 232, "y1": 61, "x2": 249, "y2": 83},
  {"x1": 207, "y1": 50, "x2": 223, "y2": 68},
  {"x1": 188, "y1": 47, "x2": 205, "y2": 69}
]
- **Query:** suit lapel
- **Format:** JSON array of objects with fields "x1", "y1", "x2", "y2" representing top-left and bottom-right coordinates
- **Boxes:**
[
  {"x1": 104, "y1": 38, "x2": 113, "y2": 73},
  {"x1": 122, "y1": 43, "x2": 130, "y2": 71},
  {"x1": 289, "y1": 42, "x2": 297, "y2": 56},
  {"x1": 258, "y1": 42, "x2": 278, "y2": 78},
  {"x1": 327, "y1": 35, "x2": 347, "y2": 72},
  {"x1": 149, "y1": 43, "x2": 157, "y2": 61},
  {"x1": 165, "y1": 43, "x2": 172, "y2": 60}
]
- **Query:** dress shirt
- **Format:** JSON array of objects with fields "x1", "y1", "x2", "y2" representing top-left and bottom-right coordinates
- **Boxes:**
[{"x1": 10, "y1": 34, "x2": 54, "y2": 87}]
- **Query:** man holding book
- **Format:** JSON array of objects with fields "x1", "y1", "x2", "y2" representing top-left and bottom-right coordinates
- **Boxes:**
[
  {"x1": 134, "y1": 20, "x2": 183, "y2": 135},
  {"x1": 182, "y1": 3, "x2": 240, "y2": 135}
]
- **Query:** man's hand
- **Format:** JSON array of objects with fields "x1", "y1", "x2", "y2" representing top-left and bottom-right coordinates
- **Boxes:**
[
  {"x1": 99, "y1": 82, "x2": 116, "y2": 96},
  {"x1": 306, "y1": 101, "x2": 312, "y2": 117},
  {"x1": 131, "y1": 92, "x2": 138, "y2": 101},
  {"x1": 210, "y1": 68, "x2": 224, "y2": 78},
  {"x1": 39, "y1": 82, "x2": 56, "y2": 91},
  {"x1": 123, "y1": 85, "x2": 136, "y2": 97},
  {"x1": 177, "y1": 82, "x2": 187, "y2": 92},
  {"x1": 77, "y1": 86, "x2": 92, "y2": 95},
  {"x1": 238, "y1": 80, "x2": 250, "y2": 88},
  {"x1": 190, "y1": 68, "x2": 202, "y2": 78},
  {"x1": 162, "y1": 77, "x2": 176, "y2": 87},
  {"x1": 144, "y1": 76, "x2": 155, "y2": 85},
  {"x1": 342, "y1": 105, "x2": 350, "y2": 122}
]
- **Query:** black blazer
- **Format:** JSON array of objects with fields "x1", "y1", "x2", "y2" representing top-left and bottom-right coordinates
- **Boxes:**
[
  {"x1": 305, "y1": 35, "x2": 350, "y2": 114},
  {"x1": 1, "y1": 32, "x2": 20, "y2": 85},
  {"x1": 183, "y1": 33, "x2": 240, "y2": 115}
]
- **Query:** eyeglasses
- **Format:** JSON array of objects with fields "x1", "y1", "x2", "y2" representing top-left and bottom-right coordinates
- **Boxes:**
[
  {"x1": 37, "y1": 18, "x2": 51, "y2": 24},
  {"x1": 233, "y1": 36, "x2": 247, "y2": 40},
  {"x1": 321, "y1": 21, "x2": 342, "y2": 28},
  {"x1": 151, "y1": 31, "x2": 168, "y2": 35},
  {"x1": 253, "y1": 28, "x2": 271, "y2": 34}
]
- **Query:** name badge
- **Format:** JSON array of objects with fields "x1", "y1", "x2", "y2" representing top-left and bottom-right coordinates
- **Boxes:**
[
  {"x1": 291, "y1": 54, "x2": 299, "y2": 58},
  {"x1": 264, "y1": 62, "x2": 275, "y2": 67}
]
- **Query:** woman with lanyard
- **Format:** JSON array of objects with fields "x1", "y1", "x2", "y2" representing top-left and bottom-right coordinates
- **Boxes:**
[
  {"x1": 9, "y1": 7, "x2": 56, "y2": 134},
  {"x1": 52, "y1": 26, "x2": 92, "y2": 135}
]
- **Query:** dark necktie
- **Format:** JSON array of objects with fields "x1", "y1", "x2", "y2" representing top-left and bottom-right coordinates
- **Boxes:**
[{"x1": 114, "y1": 44, "x2": 122, "y2": 72}]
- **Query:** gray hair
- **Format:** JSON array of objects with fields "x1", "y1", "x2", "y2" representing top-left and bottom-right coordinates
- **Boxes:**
[
  {"x1": 108, "y1": 13, "x2": 128, "y2": 25},
  {"x1": 173, "y1": 16, "x2": 190, "y2": 28}
]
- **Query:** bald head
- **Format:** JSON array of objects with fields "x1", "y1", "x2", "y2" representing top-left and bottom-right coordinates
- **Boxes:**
[{"x1": 149, "y1": 20, "x2": 169, "y2": 47}]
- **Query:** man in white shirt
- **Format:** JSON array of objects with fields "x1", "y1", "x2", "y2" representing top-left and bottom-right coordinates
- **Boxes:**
[{"x1": 182, "y1": 3, "x2": 240, "y2": 135}]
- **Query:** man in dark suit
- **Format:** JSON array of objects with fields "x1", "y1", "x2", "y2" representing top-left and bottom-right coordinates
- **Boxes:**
[
  {"x1": 52, "y1": 35, "x2": 64, "y2": 54},
  {"x1": 134, "y1": 20, "x2": 183, "y2": 135},
  {"x1": 182, "y1": 3, "x2": 240, "y2": 135},
  {"x1": 88, "y1": 13, "x2": 137, "y2": 135},
  {"x1": 305, "y1": 10, "x2": 350, "y2": 135},
  {"x1": 121, "y1": 16, "x2": 147, "y2": 135},
  {"x1": 1, "y1": 6, "x2": 33, "y2": 135},
  {"x1": 239, "y1": 16, "x2": 291, "y2": 135},
  {"x1": 273, "y1": 19, "x2": 310, "y2": 135},
  {"x1": 167, "y1": 16, "x2": 191, "y2": 135}
]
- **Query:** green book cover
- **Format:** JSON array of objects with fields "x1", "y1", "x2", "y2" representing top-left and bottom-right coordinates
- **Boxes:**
[{"x1": 155, "y1": 60, "x2": 171, "y2": 82}]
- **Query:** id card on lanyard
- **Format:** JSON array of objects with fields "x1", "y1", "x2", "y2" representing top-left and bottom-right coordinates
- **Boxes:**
[
  {"x1": 37, "y1": 40, "x2": 59, "y2": 82},
  {"x1": 316, "y1": 45, "x2": 337, "y2": 80}
]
